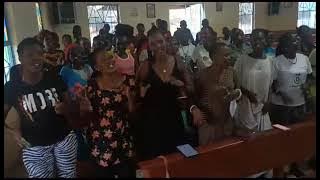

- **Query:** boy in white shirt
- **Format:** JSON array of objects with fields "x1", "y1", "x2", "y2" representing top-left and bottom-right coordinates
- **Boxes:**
[
  {"x1": 178, "y1": 34, "x2": 196, "y2": 72},
  {"x1": 192, "y1": 28, "x2": 217, "y2": 71}
]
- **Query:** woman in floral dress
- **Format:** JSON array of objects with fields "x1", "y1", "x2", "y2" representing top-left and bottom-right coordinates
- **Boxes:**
[{"x1": 80, "y1": 48, "x2": 136, "y2": 177}]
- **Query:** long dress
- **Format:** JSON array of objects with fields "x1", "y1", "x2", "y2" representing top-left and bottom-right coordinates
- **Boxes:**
[
  {"x1": 234, "y1": 54, "x2": 273, "y2": 132},
  {"x1": 135, "y1": 61, "x2": 189, "y2": 161},
  {"x1": 195, "y1": 66, "x2": 237, "y2": 145},
  {"x1": 234, "y1": 54, "x2": 274, "y2": 178}
]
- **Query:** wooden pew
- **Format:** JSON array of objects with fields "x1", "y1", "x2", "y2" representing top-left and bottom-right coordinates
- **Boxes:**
[{"x1": 138, "y1": 115, "x2": 316, "y2": 178}]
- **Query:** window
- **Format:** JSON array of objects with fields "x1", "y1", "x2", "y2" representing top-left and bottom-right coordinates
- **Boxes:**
[
  {"x1": 4, "y1": 18, "x2": 15, "y2": 84},
  {"x1": 87, "y1": 4, "x2": 119, "y2": 44},
  {"x1": 297, "y1": 2, "x2": 316, "y2": 29},
  {"x1": 239, "y1": 2, "x2": 254, "y2": 34},
  {"x1": 169, "y1": 3, "x2": 205, "y2": 39},
  {"x1": 35, "y1": 2, "x2": 43, "y2": 31}
]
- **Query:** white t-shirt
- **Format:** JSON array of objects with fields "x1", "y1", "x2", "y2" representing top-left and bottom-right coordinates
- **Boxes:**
[
  {"x1": 218, "y1": 37, "x2": 231, "y2": 46},
  {"x1": 192, "y1": 44, "x2": 212, "y2": 70},
  {"x1": 178, "y1": 44, "x2": 195, "y2": 59},
  {"x1": 234, "y1": 54, "x2": 273, "y2": 104},
  {"x1": 271, "y1": 53, "x2": 312, "y2": 106}
]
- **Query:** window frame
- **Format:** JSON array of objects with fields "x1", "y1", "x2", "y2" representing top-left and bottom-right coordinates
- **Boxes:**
[
  {"x1": 297, "y1": 2, "x2": 316, "y2": 29},
  {"x1": 239, "y1": 2, "x2": 255, "y2": 35},
  {"x1": 35, "y1": 2, "x2": 43, "y2": 31},
  {"x1": 87, "y1": 4, "x2": 120, "y2": 43},
  {"x1": 4, "y1": 16, "x2": 16, "y2": 84}
]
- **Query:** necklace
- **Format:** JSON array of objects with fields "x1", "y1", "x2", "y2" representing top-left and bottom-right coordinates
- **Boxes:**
[{"x1": 287, "y1": 56, "x2": 297, "y2": 64}]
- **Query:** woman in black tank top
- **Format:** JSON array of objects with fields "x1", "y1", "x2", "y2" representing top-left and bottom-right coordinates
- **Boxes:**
[{"x1": 134, "y1": 31, "x2": 203, "y2": 161}]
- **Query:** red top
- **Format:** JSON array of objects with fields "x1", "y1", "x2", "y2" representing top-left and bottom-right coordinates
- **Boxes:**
[
  {"x1": 115, "y1": 52, "x2": 135, "y2": 76},
  {"x1": 64, "y1": 43, "x2": 77, "y2": 63}
]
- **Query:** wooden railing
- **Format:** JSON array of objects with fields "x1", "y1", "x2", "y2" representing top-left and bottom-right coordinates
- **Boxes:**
[{"x1": 137, "y1": 114, "x2": 316, "y2": 178}]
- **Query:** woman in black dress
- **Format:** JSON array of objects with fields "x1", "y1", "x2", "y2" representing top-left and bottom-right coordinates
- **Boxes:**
[{"x1": 135, "y1": 30, "x2": 204, "y2": 161}]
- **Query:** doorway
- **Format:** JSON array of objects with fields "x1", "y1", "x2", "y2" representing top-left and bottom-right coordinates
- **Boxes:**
[{"x1": 169, "y1": 3, "x2": 205, "y2": 40}]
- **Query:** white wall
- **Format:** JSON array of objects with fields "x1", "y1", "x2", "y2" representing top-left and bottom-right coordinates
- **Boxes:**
[
  {"x1": 204, "y1": 2, "x2": 239, "y2": 36},
  {"x1": 5, "y1": 2, "x2": 303, "y2": 48},
  {"x1": 5, "y1": 2, "x2": 40, "y2": 62}
]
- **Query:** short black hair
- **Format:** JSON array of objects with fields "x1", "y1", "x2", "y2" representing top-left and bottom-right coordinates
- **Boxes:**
[
  {"x1": 180, "y1": 20, "x2": 186, "y2": 25},
  {"x1": 276, "y1": 32, "x2": 295, "y2": 57},
  {"x1": 147, "y1": 29, "x2": 162, "y2": 38},
  {"x1": 62, "y1": 34, "x2": 72, "y2": 42},
  {"x1": 104, "y1": 23, "x2": 110, "y2": 29},
  {"x1": 136, "y1": 23, "x2": 144, "y2": 28},
  {"x1": 297, "y1": 25, "x2": 311, "y2": 37},
  {"x1": 251, "y1": 29, "x2": 268, "y2": 38},
  {"x1": 17, "y1": 37, "x2": 44, "y2": 56}
]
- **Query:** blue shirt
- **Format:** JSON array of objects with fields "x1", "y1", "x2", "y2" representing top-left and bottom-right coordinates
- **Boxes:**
[{"x1": 60, "y1": 64, "x2": 93, "y2": 99}]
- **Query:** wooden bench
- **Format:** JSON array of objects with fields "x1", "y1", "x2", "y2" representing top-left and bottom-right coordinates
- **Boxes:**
[{"x1": 137, "y1": 115, "x2": 316, "y2": 178}]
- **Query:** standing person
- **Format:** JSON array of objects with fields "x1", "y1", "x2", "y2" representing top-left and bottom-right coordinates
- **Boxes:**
[
  {"x1": 156, "y1": 18, "x2": 162, "y2": 29},
  {"x1": 264, "y1": 30, "x2": 276, "y2": 59},
  {"x1": 4, "y1": 38, "x2": 78, "y2": 178},
  {"x1": 234, "y1": 29, "x2": 273, "y2": 178},
  {"x1": 297, "y1": 25, "x2": 315, "y2": 56},
  {"x1": 272, "y1": 34, "x2": 314, "y2": 178},
  {"x1": 135, "y1": 30, "x2": 202, "y2": 160},
  {"x1": 93, "y1": 29, "x2": 112, "y2": 51},
  {"x1": 43, "y1": 32, "x2": 65, "y2": 75},
  {"x1": 43, "y1": 32, "x2": 65, "y2": 66},
  {"x1": 234, "y1": 29, "x2": 273, "y2": 133},
  {"x1": 35, "y1": 29, "x2": 50, "y2": 44},
  {"x1": 235, "y1": 29, "x2": 272, "y2": 134},
  {"x1": 192, "y1": 28, "x2": 217, "y2": 71},
  {"x1": 81, "y1": 48, "x2": 137, "y2": 177},
  {"x1": 201, "y1": 19, "x2": 214, "y2": 33},
  {"x1": 177, "y1": 33, "x2": 196, "y2": 72},
  {"x1": 195, "y1": 19, "x2": 216, "y2": 45},
  {"x1": 173, "y1": 20, "x2": 195, "y2": 45},
  {"x1": 229, "y1": 28, "x2": 252, "y2": 66},
  {"x1": 147, "y1": 22, "x2": 158, "y2": 37},
  {"x1": 270, "y1": 33, "x2": 312, "y2": 125},
  {"x1": 307, "y1": 48, "x2": 316, "y2": 112},
  {"x1": 73, "y1": 25, "x2": 82, "y2": 45},
  {"x1": 60, "y1": 45, "x2": 93, "y2": 100},
  {"x1": 135, "y1": 23, "x2": 149, "y2": 63},
  {"x1": 195, "y1": 43, "x2": 242, "y2": 145},
  {"x1": 60, "y1": 45, "x2": 93, "y2": 162},
  {"x1": 79, "y1": 37, "x2": 92, "y2": 61},
  {"x1": 114, "y1": 35, "x2": 135, "y2": 75},
  {"x1": 62, "y1": 34, "x2": 77, "y2": 63},
  {"x1": 219, "y1": 27, "x2": 231, "y2": 45},
  {"x1": 103, "y1": 23, "x2": 115, "y2": 47},
  {"x1": 159, "y1": 20, "x2": 172, "y2": 41}
]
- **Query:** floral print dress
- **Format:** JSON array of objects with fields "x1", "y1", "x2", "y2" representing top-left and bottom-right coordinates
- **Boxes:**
[{"x1": 86, "y1": 75, "x2": 135, "y2": 168}]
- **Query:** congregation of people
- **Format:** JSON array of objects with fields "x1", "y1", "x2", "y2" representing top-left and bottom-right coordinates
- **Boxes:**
[{"x1": 4, "y1": 17, "x2": 316, "y2": 178}]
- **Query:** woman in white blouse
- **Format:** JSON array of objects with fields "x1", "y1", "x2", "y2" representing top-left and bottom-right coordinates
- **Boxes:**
[
  {"x1": 270, "y1": 33, "x2": 312, "y2": 125},
  {"x1": 234, "y1": 29, "x2": 273, "y2": 133}
]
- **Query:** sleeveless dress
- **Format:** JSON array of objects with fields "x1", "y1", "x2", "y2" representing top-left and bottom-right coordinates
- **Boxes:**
[
  {"x1": 115, "y1": 53, "x2": 135, "y2": 76},
  {"x1": 135, "y1": 60, "x2": 189, "y2": 161}
]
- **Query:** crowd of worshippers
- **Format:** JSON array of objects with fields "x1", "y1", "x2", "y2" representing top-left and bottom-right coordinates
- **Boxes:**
[{"x1": 4, "y1": 17, "x2": 316, "y2": 178}]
